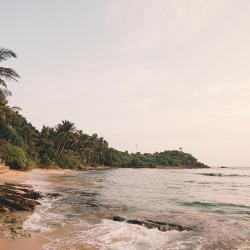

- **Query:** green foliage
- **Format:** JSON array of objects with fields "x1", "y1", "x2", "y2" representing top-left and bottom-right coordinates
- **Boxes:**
[
  {"x1": 40, "y1": 153, "x2": 53, "y2": 166},
  {"x1": 0, "y1": 48, "x2": 19, "y2": 94},
  {"x1": 108, "y1": 149, "x2": 207, "y2": 168},
  {"x1": 0, "y1": 123, "x2": 23, "y2": 146},
  {"x1": 37, "y1": 126, "x2": 56, "y2": 166},
  {"x1": 0, "y1": 140, "x2": 33, "y2": 170},
  {"x1": 0, "y1": 115, "x2": 208, "y2": 170},
  {"x1": 57, "y1": 153, "x2": 83, "y2": 170},
  {"x1": 0, "y1": 47, "x2": 208, "y2": 170}
]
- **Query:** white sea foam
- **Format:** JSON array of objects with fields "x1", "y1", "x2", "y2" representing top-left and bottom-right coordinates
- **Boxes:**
[
  {"x1": 23, "y1": 168, "x2": 250, "y2": 249},
  {"x1": 43, "y1": 219, "x2": 201, "y2": 250},
  {"x1": 23, "y1": 197, "x2": 65, "y2": 233},
  {"x1": 23, "y1": 171, "x2": 67, "y2": 232}
]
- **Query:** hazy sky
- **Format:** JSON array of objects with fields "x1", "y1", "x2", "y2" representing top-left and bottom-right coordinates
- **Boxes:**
[{"x1": 1, "y1": 0, "x2": 250, "y2": 166}]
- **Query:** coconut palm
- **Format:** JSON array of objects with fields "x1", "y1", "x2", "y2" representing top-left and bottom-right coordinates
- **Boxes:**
[
  {"x1": 0, "y1": 48, "x2": 20, "y2": 122},
  {"x1": 38, "y1": 126, "x2": 56, "y2": 165},
  {"x1": 55, "y1": 120, "x2": 77, "y2": 158},
  {"x1": 0, "y1": 90, "x2": 21, "y2": 123},
  {"x1": 0, "y1": 48, "x2": 20, "y2": 95}
]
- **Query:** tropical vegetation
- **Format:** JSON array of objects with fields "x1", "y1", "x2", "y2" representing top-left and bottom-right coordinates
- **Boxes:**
[{"x1": 0, "y1": 48, "x2": 208, "y2": 170}]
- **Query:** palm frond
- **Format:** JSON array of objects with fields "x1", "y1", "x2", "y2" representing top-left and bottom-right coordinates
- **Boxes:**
[
  {"x1": 0, "y1": 78, "x2": 7, "y2": 88},
  {"x1": 0, "y1": 88, "x2": 12, "y2": 96},
  {"x1": 0, "y1": 48, "x2": 17, "y2": 62},
  {"x1": 0, "y1": 67, "x2": 20, "y2": 81},
  {"x1": 12, "y1": 106, "x2": 22, "y2": 112}
]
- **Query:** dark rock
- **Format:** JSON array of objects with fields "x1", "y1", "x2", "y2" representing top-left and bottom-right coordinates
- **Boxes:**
[
  {"x1": 113, "y1": 215, "x2": 126, "y2": 222},
  {"x1": 5, "y1": 183, "x2": 32, "y2": 188},
  {"x1": 0, "y1": 183, "x2": 42, "y2": 212},
  {"x1": 113, "y1": 215, "x2": 194, "y2": 232},
  {"x1": 46, "y1": 192, "x2": 62, "y2": 198},
  {"x1": 25, "y1": 191, "x2": 43, "y2": 200}
]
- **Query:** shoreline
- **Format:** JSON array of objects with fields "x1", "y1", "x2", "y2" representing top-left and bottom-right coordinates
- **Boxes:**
[
  {"x1": 0, "y1": 168, "x2": 69, "y2": 250},
  {"x1": 0, "y1": 166, "x2": 209, "y2": 250}
]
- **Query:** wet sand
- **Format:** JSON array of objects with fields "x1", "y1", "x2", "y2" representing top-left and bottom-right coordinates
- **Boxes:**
[
  {"x1": 0, "y1": 234, "x2": 47, "y2": 250},
  {"x1": 0, "y1": 168, "x2": 71, "y2": 250}
]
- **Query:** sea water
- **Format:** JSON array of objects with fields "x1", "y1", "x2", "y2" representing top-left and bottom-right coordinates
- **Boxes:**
[{"x1": 24, "y1": 167, "x2": 250, "y2": 249}]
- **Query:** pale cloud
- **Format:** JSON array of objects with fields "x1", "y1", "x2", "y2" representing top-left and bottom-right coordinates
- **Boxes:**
[{"x1": 105, "y1": 0, "x2": 225, "y2": 53}]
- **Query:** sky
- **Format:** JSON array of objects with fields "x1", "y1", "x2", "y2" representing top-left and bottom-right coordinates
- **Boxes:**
[{"x1": 1, "y1": 0, "x2": 250, "y2": 166}]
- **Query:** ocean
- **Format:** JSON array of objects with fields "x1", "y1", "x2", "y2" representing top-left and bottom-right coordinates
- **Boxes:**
[{"x1": 24, "y1": 167, "x2": 250, "y2": 249}]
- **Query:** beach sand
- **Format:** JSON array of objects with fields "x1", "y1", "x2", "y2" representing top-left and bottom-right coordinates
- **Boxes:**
[
  {"x1": 0, "y1": 235, "x2": 48, "y2": 250},
  {"x1": 0, "y1": 168, "x2": 73, "y2": 250},
  {"x1": 0, "y1": 168, "x2": 28, "y2": 184}
]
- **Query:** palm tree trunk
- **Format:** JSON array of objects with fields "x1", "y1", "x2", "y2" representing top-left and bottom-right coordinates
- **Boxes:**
[{"x1": 57, "y1": 140, "x2": 67, "y2": 159}]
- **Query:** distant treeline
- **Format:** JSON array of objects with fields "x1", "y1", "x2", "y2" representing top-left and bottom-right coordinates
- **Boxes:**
[{"x1": 0, "y1": 48, "x2": 208, "y2": 170}]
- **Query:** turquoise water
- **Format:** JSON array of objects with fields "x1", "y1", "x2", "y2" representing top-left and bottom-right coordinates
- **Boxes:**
[{"x1": 25, "y1": 167, "x2": 250, "y2": 249}]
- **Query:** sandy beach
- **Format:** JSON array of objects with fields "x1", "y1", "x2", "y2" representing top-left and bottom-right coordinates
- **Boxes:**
[
  {"x1": 0, "y1": 168, "x2": 70, "y2": 250},
  {"x1": 0, "y1": 169, "x2": 27, "y2": 184},
  {"x1": 0, "y1": 167, "x2": 72, "y2": 184}
]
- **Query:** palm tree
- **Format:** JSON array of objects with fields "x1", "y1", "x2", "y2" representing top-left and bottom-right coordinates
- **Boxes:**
[
  {"x1": 0, "y1": 48, "x2": 20, "y2": 122},
  {"x1": 0, "y1": 90, "x2": 21, "y2": 123},
  {"x1": 55, "y1": 120, "x2": 77, "y2": 158},
  {"x1": 0, "y1": 48, "x2": 20, "y2": 95},
  {"x1": 38, "y1": 126, "x2": 56, "y2": 165},
  {"x1": 96, "y1": 137, "x2": 108, "y2": 166}
]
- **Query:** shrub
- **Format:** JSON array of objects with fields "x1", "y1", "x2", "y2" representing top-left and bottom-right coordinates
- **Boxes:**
[
  {"x1": 40, "y1": 153, "x2": 53, "y2": 166},
  {"x1": 57, "y1": 154, "x2": 82, "y2": 169},
  {"x1": 0, "y1": 141, "x2": 32, "y2": 170},
  {"x1": 26, "y1": 159, "x2": 37, "y2": 169}
]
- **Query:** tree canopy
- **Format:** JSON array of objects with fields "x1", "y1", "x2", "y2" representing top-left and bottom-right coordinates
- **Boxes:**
[{"x1": 0, "y1": 48, "x2": 208, "y2": 170}]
